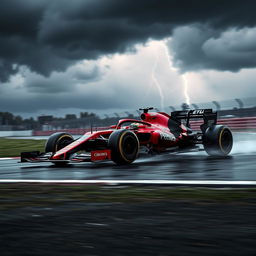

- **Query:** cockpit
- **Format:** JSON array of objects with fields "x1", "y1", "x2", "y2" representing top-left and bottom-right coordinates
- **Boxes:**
[{"x1": 116, "y1": 119, "x2": 151, "y2": 130}]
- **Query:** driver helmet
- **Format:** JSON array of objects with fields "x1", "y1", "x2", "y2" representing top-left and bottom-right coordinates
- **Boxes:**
[{"x1": 130, "y1": 122, "x2": 140, "y2": 130}]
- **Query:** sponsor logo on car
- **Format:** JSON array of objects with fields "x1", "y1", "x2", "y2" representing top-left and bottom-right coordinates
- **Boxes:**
[
  {"x1": 91, "y1": 150, "x2": 111, "y2": 161},
  {"x1": 192, "y1": 110, "x2": 204, "y2": 115},
  {"x1": 94, "y1": 152, "x2": 108, "y2": 157},
  {"x1": 159, "y1": 132, "x2": 176, "y2": 141}
]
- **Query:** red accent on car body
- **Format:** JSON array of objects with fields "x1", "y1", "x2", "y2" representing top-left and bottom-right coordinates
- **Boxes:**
[
  {"x1": 51, "y1": 111, "x2": 189, "y2": 160},
  {"x1": 51, "y1": 130, "x2": 113, "y2": 160},
  {"x1": 141, "y1": 112, "x2": 169, "y2": 126}
]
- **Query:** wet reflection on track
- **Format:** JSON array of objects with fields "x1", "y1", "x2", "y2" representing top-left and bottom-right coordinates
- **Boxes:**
[
  {"x1": 0, "y1": 133, "x2": 255, "y2": 181},
  {"x1": 0, "y1": 152, "x2": 255, "y2": 181}
]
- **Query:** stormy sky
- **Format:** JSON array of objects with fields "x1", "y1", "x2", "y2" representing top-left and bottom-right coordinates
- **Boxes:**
[{"x1": 0, "y1": 0, "x2": 256, "y2": 117}]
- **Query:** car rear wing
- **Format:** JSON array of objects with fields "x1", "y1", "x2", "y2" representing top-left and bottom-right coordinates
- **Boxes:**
[{"x1": 171, "y1": 109, "x2": 217, "y2": 132}]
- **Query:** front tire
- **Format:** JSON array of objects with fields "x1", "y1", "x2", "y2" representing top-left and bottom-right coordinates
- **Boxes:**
[
  {"x1": 108, "y1": 129, "x2": 139, "y2": 165},
  {"x1": 45, "y1": 132, "x2": 74, "y2": 165},
  {"x1": 203, "y1": 125, "x2": 233, "y2": 156}
]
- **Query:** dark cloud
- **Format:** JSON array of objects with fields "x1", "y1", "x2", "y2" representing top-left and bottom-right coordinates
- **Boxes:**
[
  {"x1": 73, "y1": 66, "x2": 102, "y2": 82},
  {"x1": 0, "y1": 94, "x2": 121, "y2": 113},
  {"x1": 25, "y1": 73, "x2": 73, "y2": 94},
  {"x1": 24, "y1": 63, "x2": 103, "y2": 93},
  {"x1": 202, "y1": 27, "x2": 256, "y2": 71},
  {"x1": 1, "y1": 0, "x2": 256, "y2": 82},
  {"x1": 0, "y1": 83, "x2": 142, "y2": 113},
  {"x1": 168, "y1": 25, "x2": 256, "y2": 72}
]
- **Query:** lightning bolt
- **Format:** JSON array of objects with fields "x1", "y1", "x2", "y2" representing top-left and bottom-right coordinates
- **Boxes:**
[
  {"x1": 182, "y1": 74, "x2": 191, "y2": 105},
  {"x1": 151, "y1": 52, "x2": 164, "y2": 111},
  {"x1": 162, "y1": 42, "x2": 191, "y2": 106}
]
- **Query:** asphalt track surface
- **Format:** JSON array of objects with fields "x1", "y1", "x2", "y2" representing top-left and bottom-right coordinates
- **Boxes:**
[
  {"x1": 1, "y1": 133, "x2": 256, "y2": 256},
  {"x1": 0, "y1": 133, "x2": 255, "y2": 182}
]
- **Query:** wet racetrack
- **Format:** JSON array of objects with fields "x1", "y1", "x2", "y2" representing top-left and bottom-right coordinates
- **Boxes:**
[{"x1": 0, "y1": 133, "x2": 255, "y2": 181}]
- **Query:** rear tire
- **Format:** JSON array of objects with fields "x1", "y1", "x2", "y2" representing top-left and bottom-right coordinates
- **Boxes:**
[
  {"x1": 203, "y1": 125, "x2": 233, "y2": 156},
  {"x1": 45, "y1": 132, "x2": 74, "y2": 165},
  {"x1": 108, "y1": 129, "x2": 139, "y2": 165}
]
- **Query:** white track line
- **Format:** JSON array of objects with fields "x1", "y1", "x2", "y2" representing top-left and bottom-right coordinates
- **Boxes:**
[
  {"x1": 0, "y1": 157, "x2": 19, "y2": 160},
  {"x1": 0, "y1": 179, "x2": 256, "y2": 186}
]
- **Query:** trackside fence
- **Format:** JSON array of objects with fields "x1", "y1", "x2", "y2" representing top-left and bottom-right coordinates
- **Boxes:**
[{"x1": 190, "y1": 117, "x2": 256, "y2": 131}]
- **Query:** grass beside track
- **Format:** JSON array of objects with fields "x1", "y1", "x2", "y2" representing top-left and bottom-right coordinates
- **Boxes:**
[
  {"x1": 0, "y1": 184, "x2": 256, "y2": 210},
  {"x1": 0, "y1": 138, "x2": 45, "y2": 157}
]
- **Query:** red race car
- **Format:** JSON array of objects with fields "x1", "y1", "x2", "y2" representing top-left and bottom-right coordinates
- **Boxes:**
[{"x1": 21, "y1": 107, "x2": 233, "y2": 165}]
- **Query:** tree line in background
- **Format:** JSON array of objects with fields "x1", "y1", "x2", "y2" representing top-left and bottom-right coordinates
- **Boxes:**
[
  {"x1": 0, "y1": 112, "x2": 36, "y2": 127},
  {"x1": 0, "y1": 112, "x2": 100, "y2": 130}
]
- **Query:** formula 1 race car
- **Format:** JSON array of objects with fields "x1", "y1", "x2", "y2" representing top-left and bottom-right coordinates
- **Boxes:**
[{"x1": 21, "y1": 107, "x2": 233, "y2": 165}]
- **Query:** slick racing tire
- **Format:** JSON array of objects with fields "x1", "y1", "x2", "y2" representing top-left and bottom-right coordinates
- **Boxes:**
[
  {"x1": 108, "y1": 129, "x2": 139, "y2": 165},
  {"x1": 45, "y1": 132, "x2": 74, "y2": 165},
  {"x1": 203, "y1": 125, "x2": 233, "y2": 156}
]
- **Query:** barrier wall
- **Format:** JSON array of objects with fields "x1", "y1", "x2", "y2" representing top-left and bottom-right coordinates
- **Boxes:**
[
  {"x1": 32, "y1": 127, "x2": 109, "y2": 136},
  {"x1": 0, "y1": 130, "x2": 33, "y2": 137},
  {"x1": 190, "y1": 117, "x2": 256, "y2": 131},
  {"x1": 32, "y1": 117, "x2": 256, "y2": 136}
]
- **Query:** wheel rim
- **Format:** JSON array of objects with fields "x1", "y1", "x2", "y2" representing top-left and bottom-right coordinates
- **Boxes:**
[
  {"x1": 56, "y1": 137, "x2": 73, "y2": 151},
  {"x1": 220, "y1": 129, "x2": 232, "y2": 153},
  {"x1": 122, "y1": 136, "x2": 137, "y2": 155}
]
